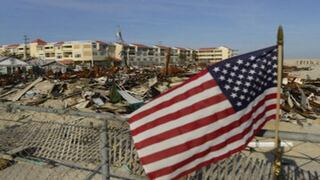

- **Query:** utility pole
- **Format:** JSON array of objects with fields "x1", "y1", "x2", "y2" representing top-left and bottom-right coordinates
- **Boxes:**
[
  {"x1": 165, "y1": 48, "x2": 171, "y2": 76},
  {"x1": 23, "y1": 35, "x2": 30, "y2": 60}
]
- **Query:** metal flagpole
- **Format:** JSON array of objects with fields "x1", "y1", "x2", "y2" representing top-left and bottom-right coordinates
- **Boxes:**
[{"x1": 273, "y1": 25, "x2": 284, "y2": 180}]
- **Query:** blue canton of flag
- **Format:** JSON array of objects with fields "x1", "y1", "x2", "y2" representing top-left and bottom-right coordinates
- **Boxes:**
[{"x1": 209, "y1": 46, "x2": 278, "y2": 111}]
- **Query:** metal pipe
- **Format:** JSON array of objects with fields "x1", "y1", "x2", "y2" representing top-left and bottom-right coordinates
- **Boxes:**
[
  {"x1": 100, "y1": 119, "x2": 110, "y2": 180},
  {"x1": 256, "y1": 129, "x2": 320, "y2": 143}
]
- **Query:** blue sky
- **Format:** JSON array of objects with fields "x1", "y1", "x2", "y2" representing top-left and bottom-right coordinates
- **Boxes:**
[{"x1": 0, "y1": 0, "x2": 319, "y2": 58}]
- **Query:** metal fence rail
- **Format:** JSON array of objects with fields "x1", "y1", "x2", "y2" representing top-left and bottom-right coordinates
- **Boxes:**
[
  {"x1": 187, "y1": 154, "x2": 320, "y2": 180},
  {"x1": 0, "y1": 120, "x2": 145, "y2": 176},
  {"x1": 0, "y1": 103, "x2": 319, "y2": 179}
]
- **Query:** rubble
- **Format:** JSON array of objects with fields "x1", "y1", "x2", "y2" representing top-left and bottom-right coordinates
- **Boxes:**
[
  {"x1": 281, "y1": 73, "x2": 320, "y2": 125},
  {"x1": 0, "y1": 62, "x2": 318, "y2": 126}
]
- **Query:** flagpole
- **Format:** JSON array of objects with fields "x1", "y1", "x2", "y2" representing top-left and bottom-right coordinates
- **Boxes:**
[{"x1": 273, "y1": 25, "x2": 283, "y2": 180}]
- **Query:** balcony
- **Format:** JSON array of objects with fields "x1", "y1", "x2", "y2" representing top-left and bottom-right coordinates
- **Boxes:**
[{"x1": 63, "y1": 52, "x2": 73, "y2": 58}]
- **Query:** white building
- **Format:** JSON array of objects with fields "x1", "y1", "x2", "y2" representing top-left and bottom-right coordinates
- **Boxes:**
[{"x1": 197, "y1": 46, "x2": 235, "y2": 64}]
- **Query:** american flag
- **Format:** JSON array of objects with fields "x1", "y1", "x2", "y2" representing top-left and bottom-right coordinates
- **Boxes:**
[{"x1": 128, "y1": 46, "x2": 278, "y2": 180}]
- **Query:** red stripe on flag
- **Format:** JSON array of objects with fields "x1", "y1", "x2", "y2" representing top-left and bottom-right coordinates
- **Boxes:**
[
  {"x1": 139, "y1": 93, "x2": 275, "y2": 162},
  {"x1": 171, "y1": 114, "x2": 275, "y2": 180},
  {"x1": 140, "y1": 103, "x2": 276, "y2": 166},
  {"x1": 147, "y1": 110, "x2": 276, "y2": 179},
  {"x1": 131, "y1": 93, "x2": 226, "y2": 136},
  {"x1": 129, "y1": 69, "x2": 209, "y2": 123},
  {"x1": 134, "y1": 107, "x2": 234, "y2": 149},
  {"x1": 130, "y1": 80, "x2": 217, "y2": 123}
]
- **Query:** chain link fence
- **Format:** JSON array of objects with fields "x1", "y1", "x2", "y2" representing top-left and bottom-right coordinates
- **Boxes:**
[{"x1": 0, "y1": 103, "x2": 319, "y2": 180}]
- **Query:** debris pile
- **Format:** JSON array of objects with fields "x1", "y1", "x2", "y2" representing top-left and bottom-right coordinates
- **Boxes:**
[
  {"x1": 2, "y1": 60, "x2": 319, "y2": 126},
  {"x1": 281, "y1": 76, "x2": 320, "y2": 125},
  {"x1": 0, "y1": 67, "x2": 194, "y2": 114}
]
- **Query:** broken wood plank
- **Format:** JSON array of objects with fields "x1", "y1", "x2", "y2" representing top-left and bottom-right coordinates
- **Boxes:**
[
  {"x1": 0, "y1": 89, "x2": 18, "y2": 99},
  {"x1": 10, "y1": 77, "x2": 43, "y2": 101}
]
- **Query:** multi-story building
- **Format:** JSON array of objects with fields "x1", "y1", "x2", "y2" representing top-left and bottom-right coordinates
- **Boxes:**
[
  {"x1": 1, "y1": 38, "x2": 234, "y2": 67},
  {"x1": 1, "y1": 39, "x2": 109, "y2": 65},
  {"x1": 30, "y1": 39, "x2": 108, "y2": 64},
  {"x1": 111, "y1": 43, "x2": 187, "y2": 67},
  {"x1": 0, "y1": 43, "x2": 30, "y2": 59},
  {"x1": 197, "y1": 46, "x2": 235, "y2": 64},
  {"x1": 172, "y1": 47, "x2": 196, "y2": 65}
]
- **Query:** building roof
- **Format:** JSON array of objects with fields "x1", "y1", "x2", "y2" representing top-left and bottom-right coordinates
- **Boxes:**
[
  {"x1": 96, "y1": 40, "x2": 107, "y2": 45},
  {"x1": 26, "y1": 58, "x2": 54, "y2": 66},
  {"x1": 54, "y1": 41, "x2": 64, "y2": 46},
  {"x1": 198, "y1": 47, "x2": 216, "y2": 51},
  {"x1": 31, "y1": 39, "x2": 47, "y2": 45},
  {"x1": 6, "y1": 44, "x2": 20, "y2": 48},
  {"x1": 130, "y1": 43, "x2": 151, "y2": 48},
  {"x1": 0, "y1": 57, "x2": 28, "y2": 66},
  {"x1": 0, "y1": 56, "x2": 8, "y2": 61},
  {"x1": 41, "y1": 60, "x2": 67, "y2": 67},
  {"x1": 174, "y1": 47, "x2": 188, "y2": 50},
  {"x1": 154, "y1": 45, "x2": 170, "y2": 49},
  {"x1": 58, "y1": 59, "x2": 75, "y2": 65},
  {"x1": 114, "y1": 42, "x2": 129, "y2": 46}
]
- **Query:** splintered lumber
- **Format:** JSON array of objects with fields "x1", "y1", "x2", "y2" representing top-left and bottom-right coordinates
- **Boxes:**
[
  {"x1": 0, "y1": 89, "x2": 17, "y2": 98},
  {"x1": 10, "y1": 77, "x2": 43, "y2": 101}
]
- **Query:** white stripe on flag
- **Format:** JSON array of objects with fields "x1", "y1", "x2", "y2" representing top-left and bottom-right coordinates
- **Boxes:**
[
  {"x1": 132, "y1": 99, "x2": 230, "y2": 143},
  {"x1": 143, "y1": 100, "x2": 276, "y2": 173},
  {"x1": 156, "y1": 109, "x2": 276, "y2": 180},
  {"x1": 128, "y1": 72, "x2": 213, "y2": 118},
  {"x1": 139, "y1": 88, "x2": 276, "y2": 173},
  {"x1": 138, "y1": 87, "x2": 276, "y2": 159},
  {"x1": 130, "y1": 86, "x2": 220, "y2": 130}
]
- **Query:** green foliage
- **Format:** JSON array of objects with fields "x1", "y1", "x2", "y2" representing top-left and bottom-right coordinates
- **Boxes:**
[{"x1": 109, "y1": 81, "x2": 122, "y2": 103}]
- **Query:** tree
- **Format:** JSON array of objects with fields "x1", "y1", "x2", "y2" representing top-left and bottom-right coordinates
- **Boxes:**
[
  {"x1": 191, "y1": 51, "x2": 197, "y2": 62},
  {"x1": 0, "y1": 49, "x2": 23, "y2": 59},
  {"x1": 178, "y1": 53, "x2": 187, "y2": 65}
]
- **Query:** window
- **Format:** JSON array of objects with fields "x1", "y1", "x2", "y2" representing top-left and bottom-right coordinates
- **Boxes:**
[
  {"x1": 63, "y1": 45, "x2": 72, "y2": 49},
  {"x1": 75, "y1": 54, "x2": 81, "y2": 58}
]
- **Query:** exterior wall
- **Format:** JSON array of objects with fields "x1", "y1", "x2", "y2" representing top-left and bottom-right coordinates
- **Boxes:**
[
  {"x1": 29, "y1": 43, "x2": 38, "y2": 57},
  {"x1": 197, "y1": 46, "x2": 235, "y2": 64}
]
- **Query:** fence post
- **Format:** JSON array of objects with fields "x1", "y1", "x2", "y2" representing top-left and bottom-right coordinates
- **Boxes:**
[{"x1": 100, "y1": 119, "x2": 110, "y2": 180}]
